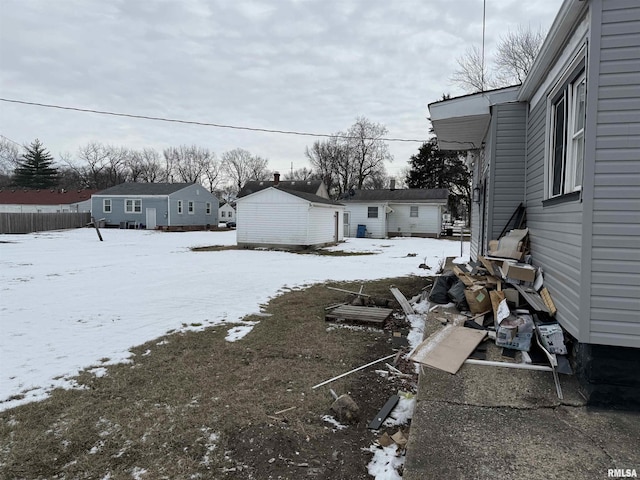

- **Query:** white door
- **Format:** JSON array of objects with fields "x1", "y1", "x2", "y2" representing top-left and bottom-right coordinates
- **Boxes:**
[
  {"x1": 343, "y1": 212, "x2": 351, "y2": 237},
  {"x1": 146, "y1": 208, "x2": 156, "y2": 230}
]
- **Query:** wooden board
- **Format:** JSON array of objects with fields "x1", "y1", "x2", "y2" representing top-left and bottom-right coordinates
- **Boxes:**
[
  {"x1": 409, "y1": 325, "x2": 487, "y2": 374},
  {"x1": 390, "y1": 287, "x2": 414, "y2": 315},
  {"x1": 325, "y1": 305, "x2": 393, "y2": 325},
  {"x1": 368, "y1": 395, "x2": 400, "y2": 430}
]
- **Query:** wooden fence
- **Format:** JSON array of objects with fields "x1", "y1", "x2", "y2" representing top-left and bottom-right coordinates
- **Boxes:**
[{"x1": 0, "y1": 212, "x2": 92, "y2": 234}]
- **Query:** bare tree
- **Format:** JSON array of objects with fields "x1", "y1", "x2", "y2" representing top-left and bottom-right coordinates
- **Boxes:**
[
  {"x1": 305, "y1": 136, "x2": 351, "y2": 198},
  {"x1": 221, "y1": 148, "x2": 270, "y2": 192},
  {"x1": 450, "y1": 45, "x2": 494, "y2": 93},
  {"x1": 0, "y1": 138, "x2": 20, "y2": 186},
  {"x1": 163, "y1": 145, "x2": 216, "y2": 184},
  {"x1": 451, "y1": 26, "x2": 545, "y2": 93},
  {"x1": 129, "y1": 148, "x2": 163, "y2": 183},
  {"x1": 346, "y1": 116, "x2": 393, "y2": 190},
  {"x1": 494, "y1": 26, "x2": 545, "y2": 85},
  {"x1": 284, "y1": 167, "x2": 317, "y2": 181}
]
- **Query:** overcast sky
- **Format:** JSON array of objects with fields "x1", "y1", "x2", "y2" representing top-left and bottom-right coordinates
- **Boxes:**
[{"x1": 0, "y1": 0, "x2": 562, "y2": 180}]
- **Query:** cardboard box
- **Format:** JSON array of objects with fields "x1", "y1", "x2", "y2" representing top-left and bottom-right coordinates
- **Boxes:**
[
  {"x1": 504, "y1": 288, "x2": 524, "y2": 307},
  {"x1": 496, "y1": 313, "x2": 534, "y2": 351},
  {"x1": 502, "y1": 261, "x2": 536, "y2": 283}
]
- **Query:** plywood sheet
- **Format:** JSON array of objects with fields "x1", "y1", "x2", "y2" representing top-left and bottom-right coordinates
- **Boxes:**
[{"x1": 409, "y1": 325, "x2": 487, "y2": 374}]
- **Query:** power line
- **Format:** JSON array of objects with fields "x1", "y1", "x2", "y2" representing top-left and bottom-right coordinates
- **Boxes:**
[
  {"x1": 0, "y1": 97, "x2": 428, "y2": 144},
  {"x1": 0, "y1": 134, "x2": 23, "y2": 147}
]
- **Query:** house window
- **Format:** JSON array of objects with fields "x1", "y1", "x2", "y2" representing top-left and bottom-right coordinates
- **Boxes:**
[
  {"x1": 188, "y1": 201, "x2": 194, "y2": 214},
  {"x1": 548, "y1": 68, "x2": 586, "y2": 198},
  {"x1": 221, "y1": 210, "x2": 226, "y2": 218},
  {"x1": 206, "y1": 202, "x2": 211, "y2": 215},
  {"x1": 368, "y1": 206, "x2": 378, "y2": 218},
  {"x1": 103, "y1": 199, "x2": 111, "y2": 213},
  {"x1": 125, "y1": 199, "x2": 141, "y2": 213},
  {"x1": 177, "y1": 200, "x2": 183, "y2": 214},
  {"x1": 410, "y1": 206, "x2": 419, "y2": 217}
]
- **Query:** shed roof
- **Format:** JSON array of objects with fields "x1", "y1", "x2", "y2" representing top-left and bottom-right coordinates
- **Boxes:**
[
  {"x1": 94, "y1": 183, "x2": 194, "y2": 196},
  {"x1": 0, "y1": 188, "x2": 97, "y2": 205},
  {"x1": 237, "y1": 180, "x2": 323, "y2": 198},
  {"x1": 342, "y1": 188, "x2": 449, "y2": 202}
]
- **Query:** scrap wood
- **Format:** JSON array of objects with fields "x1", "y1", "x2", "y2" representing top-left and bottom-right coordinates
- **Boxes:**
[
  {"x1": 368, "y1": 394, "x2": 400, "y2": 430},
  {"x1": 452, "y1": 266, "x2": 475, "y2": 286},
  {"x1": 540, "y1": 287, "x2": 557, "y2": 316},
  {"x1": 327, "y1": 286, "x2": 371, "y2": 298},
  {"x1": 390, "y1": 286, "x2": 415, "y2": 315},
  {"x1": 408, "y1": 325, "x2": 488, "y2": 374},
  {"x1": 311, "y1": 353, "x2": 398, "y2": 390},
  {"x1": 274, "y1": 406, "x2": 297, "y2": 415},
  {"x1": 513, "y1": 284, "x2": 550, "y2": 313}
]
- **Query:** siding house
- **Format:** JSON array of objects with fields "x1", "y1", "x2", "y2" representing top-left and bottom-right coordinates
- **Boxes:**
[
  {"x1": 91, "y1": 183, "x2": 218, "y2": 230},
  {"x1": 429, "y1": 0, "x2": 639, "y2": 404},
  {"x1": 0, "y1": 188, "x2": 95, "y2": 213},
  {"x1": 218, "y1": 202, "x2": 236, "y2": 223},
  {"x1": 341, "y1": 188, "x2": 448, "y2": 238},
  {"x1": 235, "y1": 173, "x2": 344, "y2": 249}
]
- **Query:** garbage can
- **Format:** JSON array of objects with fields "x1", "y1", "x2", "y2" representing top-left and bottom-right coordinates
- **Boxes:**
[{"x1": 356, "y1": 224, "x2": 366, "y2": 238}]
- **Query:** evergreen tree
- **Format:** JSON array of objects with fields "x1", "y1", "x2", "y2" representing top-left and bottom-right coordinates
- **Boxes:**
[
  {"x1": 406, "y1": 137, "x2": 471, "y2": 221},
  {"x1": 13, "y1": 139, "x2": 59, "y2": 188}
]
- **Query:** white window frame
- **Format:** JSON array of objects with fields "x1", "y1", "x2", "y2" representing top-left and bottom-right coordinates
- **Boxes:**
[
  {"x1": 410, "y1": 205, "x2": 419, "y2": 218},
  {"x1": 367, "y1": 206, "x2": 378, "y2": 218},
  {"x1": 177, "y1": 200, "x2": 183, "y2": 214},
  {"x1": 221, "y1": 210, "x2": 225, "y2": 218},
  {"x1": 125, "y1": 198, "x2": 142, "y2": 214},
  {"x1": 188, "y1": 201, "x2": 194, "y2": 214},
  {"x1": 546, "y1": 49, "x2": 586, "y2": 199},
  {"x1": 103, "y1": 198, "x2": 111, "y2": 213},
  {"x1": 205, "y1": 202, "x2": 211, "y2": 215}
]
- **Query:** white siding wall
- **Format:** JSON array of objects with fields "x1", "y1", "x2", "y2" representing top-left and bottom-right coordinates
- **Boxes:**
[
  {"x1": 387, "y1": 203, "x2": 441, "y2": 236},
  {"x1": 307, "y1": 205, "x2": 344, "y2": 244},
  {"x1": 237, "y1": 189, "x2": 309, "y2": 246},
  {"x1": 344, "y1": 203, "x2": 386, "y2": 238},
  {"x1": 587, "y1": 0, "x2": 640, "y2": 347},
  {"x1": 237, "y1": 189, "x2": 342, "y2": 247}
]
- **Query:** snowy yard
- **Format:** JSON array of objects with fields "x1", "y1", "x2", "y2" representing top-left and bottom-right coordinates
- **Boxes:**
[{"x1": 0, "y1": 228, "x2": 467, "y2": 411}]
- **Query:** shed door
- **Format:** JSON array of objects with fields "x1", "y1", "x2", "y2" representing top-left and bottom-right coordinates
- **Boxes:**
[
  {"x1": 343, "y1": 212, "x2": 350, "y2": 237},
  {"x1": 146, "y1": 208, "x2": 157, "y2": 230}
]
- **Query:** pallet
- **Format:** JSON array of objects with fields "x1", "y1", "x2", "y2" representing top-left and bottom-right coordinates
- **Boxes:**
[{"x1": 325, "y1": 305, "x2": 394, "y2": 325}]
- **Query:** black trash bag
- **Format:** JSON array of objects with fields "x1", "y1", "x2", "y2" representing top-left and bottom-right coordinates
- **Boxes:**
[
  {"x1": 428, "y1": 271, "x2": 457, "y2": 304},
  {"x1": 448, "y1": 279, "x2": 470, "y2": 311}
]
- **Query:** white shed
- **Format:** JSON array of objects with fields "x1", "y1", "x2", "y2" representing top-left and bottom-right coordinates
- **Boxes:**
[
  {"x1": 235, "y1": 187, "x2": 344, "y2": 249},
  {"x1": 342, "y1": 188, "x2": 449, "y2": 238}
]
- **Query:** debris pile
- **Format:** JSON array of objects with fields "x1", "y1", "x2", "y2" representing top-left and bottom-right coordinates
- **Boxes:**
[{"x1": 410, "y1": 228, "x2": 570, "y2": 398}]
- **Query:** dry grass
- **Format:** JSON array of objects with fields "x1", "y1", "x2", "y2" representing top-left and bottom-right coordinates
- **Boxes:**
[
  {"x1": 190, "y1": 244, "x2": 375, "y2": 256},
  {"x1": 0, "y1": 276, "x2": 427, "y2": 479}
]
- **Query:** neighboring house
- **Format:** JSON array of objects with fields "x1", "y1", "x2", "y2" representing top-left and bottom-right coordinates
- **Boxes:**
[
  {"x1": 341, "y1": 187, "x2": 449, "y2": 238},
  {"x1": 429, "y1": 0, "x2": 639, "y2": 404},
  {"x1": 218, "y1": 202, "x2": 236, "y2": 223},
  {"x1": 235, "y1": 173, "x2": 344, "y2": 249},
  {"x1": 91, "y1": 183, "x2": 218, "y2": 230},
  {"x1": 0, "y1": 188, "x2": 95, "y2": 213}
]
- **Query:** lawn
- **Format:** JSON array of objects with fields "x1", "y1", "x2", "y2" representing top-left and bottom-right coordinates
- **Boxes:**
[{"x1": 0, "y1": 228, "x2": 467, "y2": 479}]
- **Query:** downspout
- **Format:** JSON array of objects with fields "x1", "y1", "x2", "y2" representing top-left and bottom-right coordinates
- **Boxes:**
[{"x1": 167, "y1": 196, "x2": 171, "y2": 227}]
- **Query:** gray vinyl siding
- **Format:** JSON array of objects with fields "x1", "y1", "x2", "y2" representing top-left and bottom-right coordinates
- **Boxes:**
[
  {"x1": 588, "y1": 0, "x2": 640, "y2": 347},
  {"x1": 525, "y1": 99, "x2": 584, "y2": 341},
  {"x1": 470, "y1": 153, "x2": 481, "y2": 259},
  {"x1": 92, "y1": 184, "x2": 218, "y2": 228},
  {"x1": 167, "y1": 184, "x2": 218, "y2": 227},
  {"x1": 488, "y1": 103, "x2": 527, "y2": 240}
]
